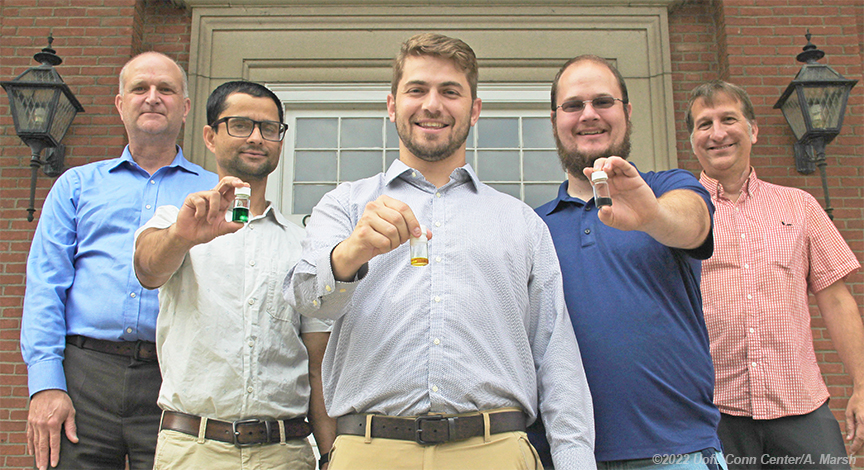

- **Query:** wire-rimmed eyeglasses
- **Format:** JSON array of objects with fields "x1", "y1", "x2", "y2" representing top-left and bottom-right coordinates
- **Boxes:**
[
  {"x1": 211, "y1": 116, "x2": 288, "y2": 142},
  {"x1": 556, "y1": 97, "x2": 627, "y2": 114}
]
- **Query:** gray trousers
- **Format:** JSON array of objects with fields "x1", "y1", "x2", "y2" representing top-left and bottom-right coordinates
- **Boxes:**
[
  {"x1": 717, "y1": 401, "x2": 851, "y2": 470},
  {"x1": 48, "y1": 341, "x2": 162, "y2": 470}
]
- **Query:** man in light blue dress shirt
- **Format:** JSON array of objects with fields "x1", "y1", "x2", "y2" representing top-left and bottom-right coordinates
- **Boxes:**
[
  {"x1": 20, "y1": 51, "x2": 217, "y2": 470},
  {"x1": 284, "y1": 33, "x2": 595, "y2": 470}
]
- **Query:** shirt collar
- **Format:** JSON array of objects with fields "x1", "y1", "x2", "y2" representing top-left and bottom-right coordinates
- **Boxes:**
[
  {"x1": 244, "y1": 202, "x2": 291, "y2": 228},
  {"x1": 111, "y1": 145, "x2": 203, "y2": 175},
  {"x1": 263, "y1": 203, "x2": 291, "y2": 227},
  {"x1": 384, "y1": 159, "x2": 481, "y2": 191},
  {"x1": 699, "y1": 167, "x2": 761, "y2": 200},
  {"x1": 540, "y1": 180, "x2": 585, "y2": 216}
]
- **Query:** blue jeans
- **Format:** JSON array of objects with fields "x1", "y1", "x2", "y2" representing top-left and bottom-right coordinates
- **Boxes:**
[{"x1": 597, "y1": 449, "x2": 728, "y2": 470}]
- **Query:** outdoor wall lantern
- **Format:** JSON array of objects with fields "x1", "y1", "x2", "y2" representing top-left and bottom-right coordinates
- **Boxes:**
[
  {"x1": 1, "y1": 34, "x2": 84, "y2": 222},
  {"x1": 774, "y1": 30, "x2": 857, "y2": 220}
]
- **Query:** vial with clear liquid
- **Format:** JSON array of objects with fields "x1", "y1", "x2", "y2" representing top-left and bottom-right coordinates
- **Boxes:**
[
  {"x1": 409, "y1": 225, "x2": 428, "y2": 266},
  {"x1": 592, "y1": 170, "x2": 612, "y2": 208},
  {"x1": 232, "y1": 186, "x2": 251, "y2": 223}
]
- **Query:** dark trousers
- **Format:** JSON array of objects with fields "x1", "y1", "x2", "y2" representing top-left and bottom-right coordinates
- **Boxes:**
[
  {"x1": 50, "y1": 341, "x2": 162, "y2": 470},
  {"x1": 717, "y1": 401, "x2": 851, "y2": 470}
]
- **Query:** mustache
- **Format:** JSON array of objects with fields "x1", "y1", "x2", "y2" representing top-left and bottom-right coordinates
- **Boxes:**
[{"x1": 238, "y1": 146, "x2": 267, "y2": 155}]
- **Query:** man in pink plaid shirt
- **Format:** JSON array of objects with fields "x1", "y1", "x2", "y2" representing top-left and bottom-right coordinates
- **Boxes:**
[{"x1": 687, "y1": 80, "x2": 864, "y2": 469}]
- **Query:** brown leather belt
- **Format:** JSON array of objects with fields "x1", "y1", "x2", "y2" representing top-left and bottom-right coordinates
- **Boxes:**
[
  {"x1": 67, "y1": 335, "x2": 157, "y2": 362},
  {"x1": 160, "y1": 411, "x2": 312, "y2": 447},
  {"x1": 336, "y1": 410, "x2": 526, "y2": 445}
]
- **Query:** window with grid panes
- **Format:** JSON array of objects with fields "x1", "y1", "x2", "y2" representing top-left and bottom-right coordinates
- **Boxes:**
[{"x1": 270, "y1": 86, "x2": 564, "y2": 226}]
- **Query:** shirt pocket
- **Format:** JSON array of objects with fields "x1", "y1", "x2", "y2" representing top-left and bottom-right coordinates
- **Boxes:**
[
  {"x1": 264, "y1": 257, "x2": 300, "y2": 328},
  {"x1": 766, "y1": 219, "x2": 804, "y2": 270}
]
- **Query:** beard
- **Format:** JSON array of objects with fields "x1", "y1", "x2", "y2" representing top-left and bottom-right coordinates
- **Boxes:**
[
  {"x1": 223, "y1": 147, "x2": 278, "y2": 181},
  {"x1": 395, "y1": 112, "x2": 471, "y2": 163},
  {"x1": 553, "y1": 118, "x2": 633, "y2": 180}
]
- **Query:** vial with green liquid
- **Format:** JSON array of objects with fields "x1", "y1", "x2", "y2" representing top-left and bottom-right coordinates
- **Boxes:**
[{"x1": 232, "y1": 186, "x2": 251, "y2": 223}]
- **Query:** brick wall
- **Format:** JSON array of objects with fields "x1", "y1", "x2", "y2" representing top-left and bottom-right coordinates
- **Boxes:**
[
  {"x1": 1, "y1": 0, "x2": 861, "y2": 468},
  {"x1": 671, "y1": 0, "x2": 864, "y2": 466},
  {"x1": 0, "y1": 0, "x2": 192, "y2": 467}
]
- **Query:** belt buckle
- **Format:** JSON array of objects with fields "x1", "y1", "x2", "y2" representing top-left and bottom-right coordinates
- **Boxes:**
[
  {"x1": 414, "y1": 415, "x2": 449, "y2": 445},
  {"x1": 232, "y1": 418, "x2": 269, "y2": 447}
]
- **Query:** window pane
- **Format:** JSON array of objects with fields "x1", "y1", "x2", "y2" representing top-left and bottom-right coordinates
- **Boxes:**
[
  {"x1": 477, "y1": 118, "x2": 518, "y2": 148},
  {"x1": 342, "y1": 118, "x2": 383, "y2": 148},
  {"x1": 487, "y1": 183, "x2": 520, "y2": 199},
  {"x1": 341, "y1": 151, "x2": 384, "y2": 181},
  {"x1": 476, "y1": 151, "x2": 519, "y2": 181},
  {"x1": 295, "y1": 151, "x2": 337, "y2": 181},
  {"x1": 524, "y1": 184, "x2": 560, "y2": 208},
  {"x1": 386, "y1": 120, "x2": 400, "y2": 148},
  {"x1": 523, "y1": 118, "x2": 555, "y2": 148},
  {"x1": 524, "y1": 150, "x2": 564, "y2": 181},
  {"x1": 294, "y1": 184, "x2": 337, "y2": 214},
  {"x1": 296, "y1": 118, "x2": 337, "y2": 148},
  {"x1": 386, "y1": 150, "x2": 399, "y2": 168},
  {"x1": 466, "y1": 126, "x2": 476, "y2": 150}
]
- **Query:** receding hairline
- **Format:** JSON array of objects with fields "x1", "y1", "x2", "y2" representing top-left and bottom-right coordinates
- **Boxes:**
[{"x1": 118, "y1": 51, "x2": 188, "y2": 98}]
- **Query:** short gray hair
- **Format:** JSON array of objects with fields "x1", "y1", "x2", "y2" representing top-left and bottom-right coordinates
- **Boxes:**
[{"x1": 118, "y1": 51, "x2": 188, "y2": 98}]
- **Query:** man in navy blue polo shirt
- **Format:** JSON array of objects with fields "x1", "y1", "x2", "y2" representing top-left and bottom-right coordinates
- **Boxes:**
[{"x1": 529, "y1": 54, "x2": 725, "y2": 469}]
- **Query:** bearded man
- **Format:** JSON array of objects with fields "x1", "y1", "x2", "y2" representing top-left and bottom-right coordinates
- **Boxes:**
[
  {"x1": 530, "y1": 55, "x2": 726, "y2": 470},
  {"x1": 282, "y1": 34, "x2": 596, "y2": 470}
]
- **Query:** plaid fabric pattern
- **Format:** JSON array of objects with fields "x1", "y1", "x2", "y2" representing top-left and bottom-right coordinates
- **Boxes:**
[{"x1": 699, "y1": 170, "x2": 860, "y2": 419}]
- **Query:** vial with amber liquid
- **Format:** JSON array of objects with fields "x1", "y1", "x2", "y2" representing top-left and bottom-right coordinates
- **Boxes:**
[
  {"x1": 232, "y1": 186, "x2": 251, "y2": 223},
  {"x1": 409, "y1": 225, "x2": 428, "y2": 266},
  {"x1": 592, "y1": 170, "x2": 612, "y2": 208}
]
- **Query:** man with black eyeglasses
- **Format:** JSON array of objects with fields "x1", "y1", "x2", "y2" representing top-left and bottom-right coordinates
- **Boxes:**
[
  {"x1": 530, "y1": 55, "x2": 726, "y2": 469},
  {"x1": 133, "y1": 80, "x2": 335, "y2": 470}
]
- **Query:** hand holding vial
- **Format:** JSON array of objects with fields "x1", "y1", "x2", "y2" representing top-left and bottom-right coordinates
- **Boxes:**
[
  {"x1": 331, "y1": 195, "x2": 431, "y2": 280},
  {"x1": 583, "y1": 156, "x2": 663, "y2": 233},
  {"x1": 171, "y1": 177, "x2": 248, "y2": 247}
]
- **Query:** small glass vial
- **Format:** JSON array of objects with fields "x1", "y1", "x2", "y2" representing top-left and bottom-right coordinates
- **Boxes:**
[
  {"x1": 232, "y1": 186, "x2": 251, "y2": 223},
  {"x1": 592, "y1": 170, "x2": 612, "y2": 208},
  {"x1": 409, "y1": 225, "x2": 428, "y2": 267}
]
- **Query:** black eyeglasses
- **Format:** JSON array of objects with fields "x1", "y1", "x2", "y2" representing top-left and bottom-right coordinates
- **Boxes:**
[
  {"x1": 556, "y1": 97, "x2": 627, "y2": 114},
  {"x1": 211, "y1": 116, "x2": 288, "y2": 142}
]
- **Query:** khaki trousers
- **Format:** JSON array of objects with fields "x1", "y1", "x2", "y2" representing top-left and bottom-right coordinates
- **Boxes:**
[
  {"x1": 329, "y1": 430, "x2": 543, "y2": 470},
  {"x1": 152, "y1": 429, "x2": 315, "y2": 470}
]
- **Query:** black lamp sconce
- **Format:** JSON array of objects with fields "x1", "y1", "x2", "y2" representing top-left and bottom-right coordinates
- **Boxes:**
[
  {"x1": 774, "y1": 30, "x2": 857, "y2": 220},
  {"x1": 1, "y1": 34, "x2": 84, "y2": 221}
]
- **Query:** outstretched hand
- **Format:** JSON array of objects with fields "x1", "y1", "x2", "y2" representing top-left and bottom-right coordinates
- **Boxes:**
[
  {"x1": 170, "y1": 176, "x2": 248, "y2": 246},
  {"x1": 584, "y1": 156, "x2": 660, "y2": 232}
]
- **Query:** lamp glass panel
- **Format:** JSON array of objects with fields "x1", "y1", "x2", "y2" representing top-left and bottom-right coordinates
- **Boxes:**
[
  {"x1": 49, "y1": 93, "x2": 78, "y2": 143},
  {"x1": 780, "y1": 89, "x2": 807, "y2": 140},
  {"x1": 803, "y1": 85, "x2": 846, "y2": 130},
  {"x1": 8, "y1": 86, "x2": 56, "y2": 134}
]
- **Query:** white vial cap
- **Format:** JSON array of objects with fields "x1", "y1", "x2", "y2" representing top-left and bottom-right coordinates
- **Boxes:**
[
  {"x1": 591, "y1": 170, "x2": 608, "y2": 183},
  {"x1": 235, "y1": 186, "x2": 251, "y2": 198}
]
